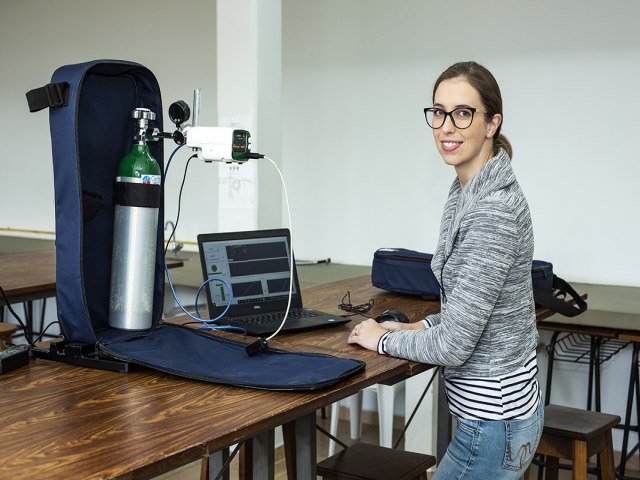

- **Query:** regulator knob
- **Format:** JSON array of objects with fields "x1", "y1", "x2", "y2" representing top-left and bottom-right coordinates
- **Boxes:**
[{"x1": 132, "y1": 108, "x2": 156, "y2": 121}]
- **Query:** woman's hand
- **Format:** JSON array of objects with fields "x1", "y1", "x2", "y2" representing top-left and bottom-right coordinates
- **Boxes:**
[
  {"x1": 347, "y1": 318, "x2": 386, "y2": 351},
  {"x1": 348, "y1": 319, "x2": 426, "y2": 352}
]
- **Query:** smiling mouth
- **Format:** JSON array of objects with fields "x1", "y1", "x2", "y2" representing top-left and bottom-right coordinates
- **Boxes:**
[{"x1": 441, "y1": 141, "x2": 462, "y2": 152}]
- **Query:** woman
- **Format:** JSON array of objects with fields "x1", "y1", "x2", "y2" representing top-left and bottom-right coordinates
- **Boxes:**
[{"x1": 348, "y1": 61, "x2": 543, "y2": 479}]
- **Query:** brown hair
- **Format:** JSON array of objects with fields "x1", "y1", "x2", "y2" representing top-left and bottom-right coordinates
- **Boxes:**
[{"x1": 432, "y1": 61, "x2": 512, "y2": 158}]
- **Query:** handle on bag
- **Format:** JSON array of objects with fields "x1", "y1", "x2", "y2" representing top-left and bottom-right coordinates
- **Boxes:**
[{"x1": 534, "y1": 275, "x2": 587, "y2": 317}]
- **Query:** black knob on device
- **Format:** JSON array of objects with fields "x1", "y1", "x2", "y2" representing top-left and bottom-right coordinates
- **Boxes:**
[{"x1": 169, "y1": 100, "x2": 190, "y2": 126}]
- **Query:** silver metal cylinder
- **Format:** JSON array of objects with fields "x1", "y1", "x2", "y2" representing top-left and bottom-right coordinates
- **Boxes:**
[{"x1": 108, "y1": 204, "x2": 158, "y2": 330}]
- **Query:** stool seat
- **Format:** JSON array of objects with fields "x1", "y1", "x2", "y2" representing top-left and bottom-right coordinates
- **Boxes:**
[
  {"x1": 0, "y1": 322, "x2": 18, "y2": 350},
  {"x1": 317, "y1": 442, "x2": 436, "y2": 480},
  {"x1": 527, "y1": 404, "x2": 620, "y2": 480}
]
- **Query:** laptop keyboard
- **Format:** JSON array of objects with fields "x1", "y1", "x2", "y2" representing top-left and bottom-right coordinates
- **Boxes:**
[{"x1": 230, "y1": 309, "x2": 322, "y2": 326}]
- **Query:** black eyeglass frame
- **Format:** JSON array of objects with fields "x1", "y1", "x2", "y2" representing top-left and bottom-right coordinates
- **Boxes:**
[{"x1": 423, "y1": 107, "x2": 486, "y2": 130}]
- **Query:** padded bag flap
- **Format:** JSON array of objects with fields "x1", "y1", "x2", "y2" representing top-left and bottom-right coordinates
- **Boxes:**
[
  {"x1": 99, "y1": 324, "x2": 365, "y2": 391},
  {"x1": 372, "y1": 248, "x2": 440, "y2": 299}
]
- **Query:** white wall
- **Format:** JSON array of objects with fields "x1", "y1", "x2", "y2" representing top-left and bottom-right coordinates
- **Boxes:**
[
  {"x1": 2, "y1": 0, "x2": 639, "y2": 288},
  {"x1": 0, "y1": 0, "x2": 220, "y2": 243},
  {"x1": 282, "y1": 0, "x2": 640, "y2": 286}
]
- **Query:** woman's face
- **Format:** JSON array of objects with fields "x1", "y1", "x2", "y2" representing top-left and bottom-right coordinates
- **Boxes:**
[{"x1": 432, "y1": 77, "x2": 501, "y2": 185}]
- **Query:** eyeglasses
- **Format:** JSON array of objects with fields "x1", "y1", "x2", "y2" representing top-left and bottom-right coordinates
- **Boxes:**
[
  {"x1": 424, "y1": 107, "x2": 486, "y2": 130},
  {"x1": 338, "y1": 291, "x2": 374, "y2": 316}
]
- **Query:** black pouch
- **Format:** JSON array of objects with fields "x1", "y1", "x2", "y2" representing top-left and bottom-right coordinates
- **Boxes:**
[
  {"x1": 371, "y1": 248, "x2": 440, "y2": 299},
  {"x1": 532, "y1": 260, "x2": 587, "y2": 317}
]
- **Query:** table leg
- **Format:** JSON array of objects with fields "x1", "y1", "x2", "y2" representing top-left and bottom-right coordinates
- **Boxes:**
[
  {"x1": 618, "y1": 342, "x2": 640, "y2": 478},
  {"x1": 292, "y1": 412, "x2": 317, "y2": 480},
  {"x1": 22, "y1": 300, "x2": 34, "y2": 343},
  {"x1": 587, "y1": 336, "x2": 596, "y2": 411},
  {"x1": 545, "y1": 331, "x2": 560, "y2": 405},
  {"x1": 249, "y1": 430, "x2": 275, "y2": 480},
  {"x1": 38, "y1": 298, "x2": 48, "y2": 338},
  {"x1": 436, "y1": 373, "x2": 451, "y2": 464}
]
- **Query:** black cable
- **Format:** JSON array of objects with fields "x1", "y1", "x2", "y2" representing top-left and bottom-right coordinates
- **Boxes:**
[
  {"x1": 164, "y1": 154, "x2": 196, "y2": 258},
  {"x1": 31, "y1": 321, "x2": 61, "y2": 345},
  {"x1": 0, "y1": 284, "x2": 33, "y2": 343}
]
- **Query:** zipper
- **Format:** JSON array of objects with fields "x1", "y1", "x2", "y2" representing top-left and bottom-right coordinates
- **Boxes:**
[{"x1": 375, "y1": 250, "x2": 432, "y2": 263}]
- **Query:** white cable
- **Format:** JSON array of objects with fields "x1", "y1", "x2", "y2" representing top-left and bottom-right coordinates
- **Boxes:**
[{"x1": 263, "y1": 156, "x2": 293, "y2": 342}]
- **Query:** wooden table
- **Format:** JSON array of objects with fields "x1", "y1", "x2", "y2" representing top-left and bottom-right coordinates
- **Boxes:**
[
  {"x1": 0, "y1": 273, "x2": 572, "y2": 480},
  {"x1": 0, "y1": 249, "x2": 56, "y2": 305},
  {"x1": 0, "y1": 249, "x2": 183, "y2": 341},
  {"x1": 0, "y1": 275, "x2": 431, "y2": 480}
]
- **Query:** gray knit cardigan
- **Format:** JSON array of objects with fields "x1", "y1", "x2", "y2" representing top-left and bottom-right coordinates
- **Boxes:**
[{"x1": 384, "y1": 149, "x2": 539, "y2": 378}]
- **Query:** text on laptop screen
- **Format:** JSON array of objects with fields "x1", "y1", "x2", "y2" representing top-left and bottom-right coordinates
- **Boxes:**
[{"x1": 200, "y1": 235, "x2": 297, "y2": 309}]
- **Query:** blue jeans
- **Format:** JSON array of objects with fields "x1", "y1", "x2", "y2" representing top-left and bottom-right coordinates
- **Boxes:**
[{"x1": 433, "y1": 400, "x2": 544, "y2": 480}]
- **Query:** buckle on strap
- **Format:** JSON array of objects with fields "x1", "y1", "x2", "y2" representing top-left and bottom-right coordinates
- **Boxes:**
[
  {"x1": 26, "y1": 82, "x2": 69, "y2": 112},
  {"x1": 44, "y1": 83, "x2": 67, "y2": 108}
]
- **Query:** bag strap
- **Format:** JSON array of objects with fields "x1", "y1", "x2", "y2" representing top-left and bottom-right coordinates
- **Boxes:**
[
  {"x1": 534, "y1": 274, "x2": 587, "y2": 317},
  {"x1": 26, "y1": 82, "x2": 69, "y2": 112}
]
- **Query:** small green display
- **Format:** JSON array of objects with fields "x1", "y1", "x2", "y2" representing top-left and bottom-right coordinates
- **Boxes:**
[{"x1": 231, "y1": 129, "x2": 251, "y2": 161}]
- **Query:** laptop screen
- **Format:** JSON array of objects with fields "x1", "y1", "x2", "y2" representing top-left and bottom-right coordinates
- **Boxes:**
[{"x1": 197, "y1": 229, "x2": 303, "y2": 318}]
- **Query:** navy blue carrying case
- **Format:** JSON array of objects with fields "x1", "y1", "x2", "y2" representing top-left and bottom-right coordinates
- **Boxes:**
[
  {"x1": 372, "y1": 248, "x2": 586, "y2": 318},
  {"x1": 27, "y1": 59, "x2": 364, "y2": 390},
  {"x1": 371, "y1": 248, "x2": 441, "y2": 299}
]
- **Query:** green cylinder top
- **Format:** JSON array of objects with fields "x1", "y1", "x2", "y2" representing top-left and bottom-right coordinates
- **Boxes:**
[{"x1": 117, "y1": 144, "x2": 161, "y2": 184}]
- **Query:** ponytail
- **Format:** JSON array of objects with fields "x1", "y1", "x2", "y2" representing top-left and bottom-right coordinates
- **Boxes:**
[{"x1": 495, "y1": 133, "x2": 512, "y2": 159}]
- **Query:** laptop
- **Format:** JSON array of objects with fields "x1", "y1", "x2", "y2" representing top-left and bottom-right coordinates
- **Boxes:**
[{"x1": 197, "y1": 228, "x2": 350, "y2": 336}]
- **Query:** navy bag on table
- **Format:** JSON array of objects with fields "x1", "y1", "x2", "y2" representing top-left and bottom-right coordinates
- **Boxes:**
[
  {"x1": 372, "y1": 249, "x2": 587, "y2": 318},
  {"x1": 531, "y1": 260, "x2": 587, "y2": 317},
  {"x1": 26, "y1": 59, "x2": 364, "y2": 390},
  {"x1": 371, "y1": 248, "x2": 440, "y2": 299}
]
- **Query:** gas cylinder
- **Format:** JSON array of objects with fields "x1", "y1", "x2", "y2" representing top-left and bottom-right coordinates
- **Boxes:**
[{"x1": 109, "y1": 108, "x2": 161, "y2": 330}]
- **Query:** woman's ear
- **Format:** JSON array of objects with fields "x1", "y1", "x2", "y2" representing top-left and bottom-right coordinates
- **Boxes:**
[{"x1": 486, "y1": 113, "x2": 502, "y2": 139}]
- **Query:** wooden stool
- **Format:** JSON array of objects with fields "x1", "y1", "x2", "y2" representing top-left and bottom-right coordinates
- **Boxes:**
[
  {"x1": 526, "y1": 404, "x2": 620, "y2": 480},
  {"x1": 317, "y1": 442, "x2": 436, "y2": 480},
  {"x1": 0, "y1": 322, "x2": 17, "y2": 350}
]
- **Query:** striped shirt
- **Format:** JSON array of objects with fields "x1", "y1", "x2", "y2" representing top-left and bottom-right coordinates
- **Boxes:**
[{"x1": 444, "y1": 350, "x2": 540, "y2": 420}]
